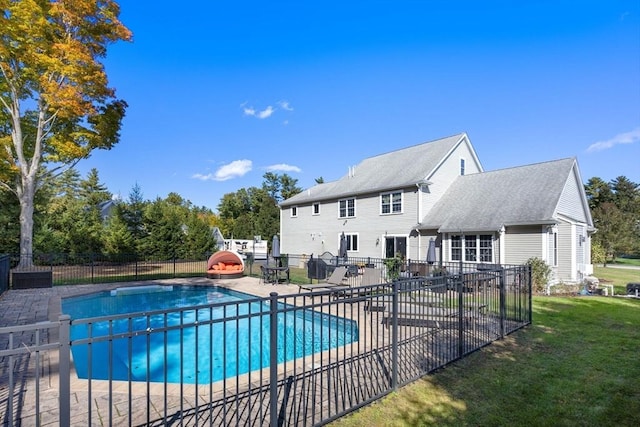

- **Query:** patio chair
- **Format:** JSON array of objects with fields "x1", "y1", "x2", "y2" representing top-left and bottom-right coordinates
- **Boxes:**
[
  {"x1": 298, "y1": 266, "x2": 348, "y2": 293},
  {"x1": 259, "y1": 265, "x2": 276, "y2": 285}
]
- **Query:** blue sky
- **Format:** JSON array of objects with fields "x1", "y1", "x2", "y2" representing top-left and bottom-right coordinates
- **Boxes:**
[{"x1": 76, "y1": 0, "x2": 640, "y2": 211}]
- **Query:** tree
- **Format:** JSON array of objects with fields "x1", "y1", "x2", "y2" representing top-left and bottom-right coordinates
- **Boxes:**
[
  {"x1": 261, "y1": 172, "x2": 302, "y2": 202},
  {"x1": 120, "y1": 183, "x2": 147, "y2": 247},
  {"x1": 103, "y1": 208, "x2": 135, "y2": 258},
  {"x1": 611, "y1": 176, "x2": 640, "y2": 214},
  {"x1": 586, "y1": 175, "x2": 640, "y2": 261},
  {"x1": 218, "y1": 173, "x2": 302, "y2": 242},
  {"x1": 592, "y1": 202, "x2": 634, "y2": 264},
  {"x1": 180, "y1": 210, "x2": 216, "y2": 259},
  {"x1": 584, "y1": 177, "x2": 613, "y2": 211},
  {"x1": 279, "y1": 173, "x2": 302, "y2": 201},
  {"x1": 0, "y1": 1, "x2": 131, "y2": 268}
]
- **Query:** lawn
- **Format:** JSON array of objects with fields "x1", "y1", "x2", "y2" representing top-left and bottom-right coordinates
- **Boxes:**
[
  {"x1": 594, "y1": 265, "x2": 640, "y2": 295},
  {"x1": 612, "y1": 257, "x2": 640, "y2": 267},
  {"x1": 331, "y1": 274, "x2": 640, "y2": 426}
]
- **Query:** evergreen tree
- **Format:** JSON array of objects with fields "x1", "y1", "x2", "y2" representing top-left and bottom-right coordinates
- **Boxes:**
[
  {"x1": 181, "y1": 211, "x2": 216, "y2": 259},
  {"x1": 121, "y1": 183, "x2": 147, "y2": 249},
  {"x1": 103, "y1": 208, "x2": 136, "y2": 259},
  {"x1": 139, "y1": 197, "x2": 184, "y2": 259}
]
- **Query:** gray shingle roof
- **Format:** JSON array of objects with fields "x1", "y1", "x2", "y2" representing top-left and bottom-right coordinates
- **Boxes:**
[
  {"x1": 281, "y1": 133, "x2": 468, "y2": 206},
  {"x1": 420, "y1": 158, "x2": 577, "y2": 232}
]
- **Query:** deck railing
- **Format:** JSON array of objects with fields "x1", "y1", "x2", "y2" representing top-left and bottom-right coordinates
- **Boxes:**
[{"x1": 0, "y1": 265, "x2": 531, "y2": 426}]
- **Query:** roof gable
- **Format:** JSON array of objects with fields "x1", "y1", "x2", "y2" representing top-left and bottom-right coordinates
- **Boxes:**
[
  {"x1": 282, "y1": 133, "x2": 473, "y2": 206},
  {"x1": 421, "y1": 158, "x2": 578, "y2": 232}
]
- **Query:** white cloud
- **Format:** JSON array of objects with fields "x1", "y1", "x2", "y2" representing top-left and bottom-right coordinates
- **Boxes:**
[
  {"x1": 192, "y1": 159, "x2": 253, "y2": 182},
  {"x1": 256, "y1": 105, "x2": 275, "y2": 119},
  {"x1": 241, "y1": 102, "x2": 275, "y2": 119},
  {"x1": 265, "y1": 163, "x2": 302, "y2": 173},
  {"x1": 587, "y1": 128, "x2": 640, "y2": 153},
  {"x1": 241, "y1": 101, "x2": 293, "y2": 120},
  {"x1": 278, "y1": 100, "x2": 293, "y2": 111},
  {"x1": 242, "y1": 106, "x2": 256, "y2": 116}
]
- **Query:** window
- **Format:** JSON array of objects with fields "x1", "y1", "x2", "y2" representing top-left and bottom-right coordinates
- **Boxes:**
[
  {"x1": 290, "y1": 206, "x2": 297, "y2": 217},
  {"x1": 339, "y1": 198, "x2": 356, "y2": 218},
  {"x1": 385, "y1": 236, "x2": 407, "y2": 259},
  {"x1": 381, "y1": 191, "x2": 402, "y2": 214},
  {"x1": 479, "y1": 235, "x2": 492, "y2": 262},
  {"x1": 312, "y1": 203, "x2": 320, "y2": 215},
  {"x1": 450, "y1": 234, "x2": 493, "y2": 263},
  {"x1": 465, "y1": 235, "x2": 477, "y2": 261},
  {"x1": 552, "y1": 232, "x2": 558, "y2": 266},
  {"x1": 451, "y1": 235, "x2": 462, "y2": 261},
  {"x1": 460, "y1": 158, "x2": 466, "y2": 176},
  {"x1": 345, "y1": 233, "x2": 359, "y2": 251}
]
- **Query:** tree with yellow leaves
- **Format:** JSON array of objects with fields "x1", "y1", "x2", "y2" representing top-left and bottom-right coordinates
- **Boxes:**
[{"x1": 0, "y1": 0, "x2": 131, "y2": 268}]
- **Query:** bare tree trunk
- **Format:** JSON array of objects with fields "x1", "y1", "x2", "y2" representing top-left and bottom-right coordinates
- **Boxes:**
[{"x1": 17, "y1": 178, "x2": 35, "y2": 270}]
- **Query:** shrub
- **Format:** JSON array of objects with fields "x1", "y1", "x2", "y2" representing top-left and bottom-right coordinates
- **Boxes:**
[
  {"x1": 384, "y1": 256, "x2": 403, "y2": 281},
  {"x1": 591, "y1": 241, "x2": 606, "y2": 265},
  {"x1": 526, "y1": 257, "x2": 552, "y2": 293}
]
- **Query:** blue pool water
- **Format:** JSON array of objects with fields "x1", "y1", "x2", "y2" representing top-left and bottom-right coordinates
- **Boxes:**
[{"x1": 62, "y1": 285, "x2": 358, "y2": 384}]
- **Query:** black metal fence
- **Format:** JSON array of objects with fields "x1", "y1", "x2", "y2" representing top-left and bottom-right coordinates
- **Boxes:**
[
  {"x1": 1, "y1": 265, "x2": 531, "y2": 426},
  {"x1": 7, "y1": 252, "x2": 212, "y2": 286},
  {"x1": 0, "y1": 254, "x2": 9, "y2": 295}
]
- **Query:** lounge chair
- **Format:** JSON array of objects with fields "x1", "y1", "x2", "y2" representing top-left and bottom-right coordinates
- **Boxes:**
[
  {"x1": 381, "y1": 303, "x2": 465, "y2": 329},
  {"x1": 298, "y1": 266, "x2": 348, "y2": 293},
  {"x1": 360, "y1": 268, "x2": 384, "y2": 286}
]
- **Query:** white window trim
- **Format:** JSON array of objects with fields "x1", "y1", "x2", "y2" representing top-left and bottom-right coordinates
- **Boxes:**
[
  {"x1": 380, "y1": 191, "x2": 403, "y2": 215},
  {"x1": 312, "y1": 202, "x2": 320, "y2": 216},
  {"x1": 338, "y1": 198, "x2": 356, "y2": 218},
  {"x1": 290, "y1": 206, "x2": 298, "y2": 218},
  {"x1": 460, "y1": 157, "x2": 466, "y2": 176},
  {"x1": 450, "y1": 234, "x2": 494, "y2": 263},
  {"x1": 342, "y1": 232, "x2": 360, "y2": 252}
]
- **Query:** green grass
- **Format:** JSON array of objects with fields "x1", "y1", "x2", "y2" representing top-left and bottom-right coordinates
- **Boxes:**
[
  {"x1": 612, "y1": 257, "x2": 640, "y2": 267},
  {"x1": 332, "y1": 295, "x2": 640, "y2": 425},
  {"x1": 594, "y1": 266, "x2": 640, "y2": 294}
]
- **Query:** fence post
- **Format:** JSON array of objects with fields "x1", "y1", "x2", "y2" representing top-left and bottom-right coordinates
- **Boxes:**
[
  {"x1": 457, "y1": 275, "x2": 464, "y2": 357},
  {"x1": 391, "y1": 280, "x2": 399, "y2": 390},
  {"x1": 269, "y1": 292, "x2": 279, "y2": 426},
  {"x1": 527, "y1": 265, "x2": 533, "y2": 324},
  {"x1": 499, "y1": 268, "x2": 506, "y2": 339},
  {"x1": 59, "y1": 315, "x2": 71, "y2": 426}
]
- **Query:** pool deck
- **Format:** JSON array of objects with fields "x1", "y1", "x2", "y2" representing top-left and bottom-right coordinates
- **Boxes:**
[
  {"x1": 1, "y1": 275, "x2": 500, "y2": 425},
  {"x1": 0, "y1": 276, "x2": 307, "y2": 426}
]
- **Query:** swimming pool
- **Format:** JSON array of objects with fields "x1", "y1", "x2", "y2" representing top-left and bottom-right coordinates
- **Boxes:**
[{"x1": 62, "y1": 285, "x2": 358, "y2": 384}]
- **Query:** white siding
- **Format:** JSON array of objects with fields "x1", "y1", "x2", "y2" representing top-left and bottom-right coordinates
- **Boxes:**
[
  {"x1": 504, "y1": 226, "x2": 543, "y2": 265},
  {"x1": 281, "y1": 187, "x2": 421, "y2": 259},
  {"x1": 421, "y1": 139, "x2": 483, "y2": 219},
  {"x1": 556, "y1": 168, "x2": 588, "y2": 223},
  {"x1": 556, "y1": 221, "x2": 574, "y2": 281}
]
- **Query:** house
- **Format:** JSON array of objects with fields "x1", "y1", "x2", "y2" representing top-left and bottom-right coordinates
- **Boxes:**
[
  {"x1": 279, "y1": 133, "x2": 594, "y2": 283},
  {"x1": 211, "y1": 227, "x2": 226, "y2": 251}
]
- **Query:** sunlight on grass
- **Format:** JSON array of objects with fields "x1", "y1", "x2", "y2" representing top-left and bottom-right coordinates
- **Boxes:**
[{"x1": 332, "y1": 296, "x2": 640, "y2": 426}]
